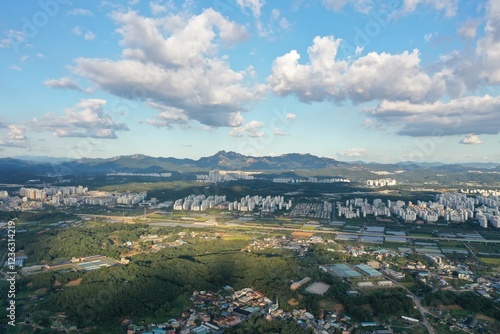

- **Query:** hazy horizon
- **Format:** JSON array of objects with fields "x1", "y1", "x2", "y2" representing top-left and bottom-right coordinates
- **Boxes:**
[{"x1": 3, "y1": 151, "x2": 500, "y2": 166}]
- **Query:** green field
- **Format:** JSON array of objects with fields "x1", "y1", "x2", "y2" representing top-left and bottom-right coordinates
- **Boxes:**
[
  {"x1": 300, "y1": 225, "x2": 318, "y2": 230},
  {"x1": 479, "y1": 257, "x2": 500, "y2": 265}
]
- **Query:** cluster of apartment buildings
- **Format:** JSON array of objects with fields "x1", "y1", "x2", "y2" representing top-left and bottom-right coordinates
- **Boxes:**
[
  {"x1": 475, "y1": 193, "x2": 500, "y2": 228},
  {"x1": 437, "y1": 192, "x2": 499, "y2": 227},
  {"x1": 173, "y1": 195, "x2": 227, "y2": 211},
  {"x1": 335, "y1": 192, "x2": 500, "y2": 227},
  {"x1": 272, "y1": 177, "x2": 350, "y2": 184},
  {"x1": 290, "y1": 202, "x2": 333, "y2": 219},
  {"x1": 19, "y1": 186, "x2": 88, "y2": 200},
  {"x1": 365, "y1": 179, "x2": 397, "y2": 187},
  {"x1": 0, "y1": 185, "x2": 148, "y2": 209},
  {"x1": 173, "y1": 194, "x2": 290, "y2": 212},
  {"x1": 336, "y1": 198, "x2": 391, "y2": 219},
  {"x1": 196, "y1": 170, "x2": 256, "y2": 183},
  {"x1": 79, "y1": 192, "x2": 148, "y2": 206}
]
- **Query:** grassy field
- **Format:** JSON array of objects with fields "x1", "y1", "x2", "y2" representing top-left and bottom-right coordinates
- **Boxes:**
[
  {"x1": 470, "y1": 243, "x2": 500, "y2": 254},
  {"x1": 400, "y1": 282, "x2": 416, "y2": 288},
  {"x1": 479, "y1": 257, "x2": 500, "y2": 265},
  {"x1": 300, "y1": 225, "x2": 318, "y2": 230},
  {"x1": 438, "y1": 241, "x2": 467, "y2": 250},
  {"x1": 221, "y1": 235, "x2": 252, "y2": 241},
  {"x1": 383, "y1": 241, "x2": 408, "y2": 249}
]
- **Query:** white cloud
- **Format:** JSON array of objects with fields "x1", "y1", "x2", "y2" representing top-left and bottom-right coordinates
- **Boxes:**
[
  {"x1": 229, "y1": 120, "x2": 264, "y2": 137},
  {"x1": 424, "y1": 33, "x2": 433, "y2": 42},
  {"x1": 84, "y1": 31, "x2": 96, "y2": 41},
  {"x1": 401, "y1": 0, "x2": 458, "y2": 17},
  {"x1": 9, "y1": 65, "x2": 22, "y2": 71},
  {"x1": 72, "y1": 26, "x2": 95, "y2": 41},
  {"x1": 0, "y1": 125, "x2": 30, "y2": 148},
  {"x1": 254, "y1": 5, "x2": 290, "y2": 37},
  {"x1": 268, "y1": 36, "x2": 445, "y2": 103},
  {"x1": 44, "y1": 77, "x2": 88, "y2": 93},
  {"x1": 273, "y1": 128, "x2": 289, "y2": 136},
  {"x1": 476, "y1": 1, "x2": 500, "y2": 83},
  {"x1": 150, "y1": 2, "x2": 168, "y2": 15},
  {"x1": 323, "y1": 0, "x2": 373, "y2": 14},
  {"x1": 145, "y1": 102, "x2": 188, "y2": 127},
  {"x1": 279, "y1": 17, "x2": 291, "y2": 30},
  {"x1": 457, "y1": 19, "x2": 481, "y2": 38},
  {"x1": 344, "y1": 49, "x2": 445, "y2": 103},
  {"x1": 0, "y1": 30, "x2": 25, "y2": 49},
  {"x1": 28, "y1": 99, "x2": 129, "y2": 139},
  {"x1": 367, "y1": 95, "x2": 500, "y2": 136},
  {"x1": 72, "y1": 26, "x2": 82, "y2": 36},
  {"x1": 271, "y1": 9, "x2": 280, "y2": 21},
  {"x1": 73, "y1": 9, "x2": 262, "y2": 128},
  {"x1": 460, "y1": 134, "x2": 482, "y2": 145},
  {"x1": 286, "y1": 113, "x2": 296, "y2": 120},
  {"x1": 68, "y1": 8, "x2": 94, "y2": 16},
  {"x1": 237, "y1": 0, "x2": 265, "y2": 19},
  {"x1": 339, "y1": 148, "x2": 367, "y2": 157},
  {"x1": 268, "y1": 36, "x2": 347, "y2": 102}
]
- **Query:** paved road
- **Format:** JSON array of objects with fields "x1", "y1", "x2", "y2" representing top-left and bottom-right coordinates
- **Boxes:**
[{"x1": 388, "y1": 277, "x2": 436, "y2": 334}]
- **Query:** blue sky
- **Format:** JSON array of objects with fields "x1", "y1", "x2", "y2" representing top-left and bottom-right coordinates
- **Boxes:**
[{"x1": 1, "y1": 0, "x2": 499, "y2": 163}]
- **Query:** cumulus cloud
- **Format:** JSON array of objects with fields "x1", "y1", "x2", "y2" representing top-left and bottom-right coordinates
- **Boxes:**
[
  {"x1": 286, "y1": 113, "x2": 296, "y2": 120},
  {"x1": 44, "y1": 77, "x2": 89, "y2": 93},
  {"x1": 229, "y1": 120, "x2": 264, "y2": 137},
  {"x1": 72, "y1": 9, "x2": 262, "y2": 128},
  {"x1": 367, "y1": 95, "x2": 500, "y2": 136},
  {"x1": 268, "y1": 36, "x2": 445, "y2": 104},
  {"x1": 268, "y1": 36, "x2": 346, "y2": 102},
  {"x1": 339, "y1": 148, "x2": 367, "y2": 157},
  {"x1": 0, "y1": 125, "x2": 30, "y2": 148},
  {"x1": 460, "y1": 134, "x2": 482, "y2": 145},
  {"x1": 476, "y1": 1, "x2": 500, "y2": 83},
  {"x1": 28, "y1": 99, "x2": 129, "y2": 138},
  {"x1": 344, "y1": 49, "x2": 445, "y2": 103}
]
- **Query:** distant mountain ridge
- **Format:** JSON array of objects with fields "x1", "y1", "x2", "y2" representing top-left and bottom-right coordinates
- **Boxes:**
[
  {"x1": 0, "y1": 151, "x2": 499, "y2": 179},
  {"x1": 63, "y1": 150, "x2": 346, "y2": 172}
]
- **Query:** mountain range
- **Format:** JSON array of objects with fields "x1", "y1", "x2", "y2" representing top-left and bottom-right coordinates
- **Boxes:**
[{"x1": 0, "y1": 151, "x2": 499, "y2": 183}]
